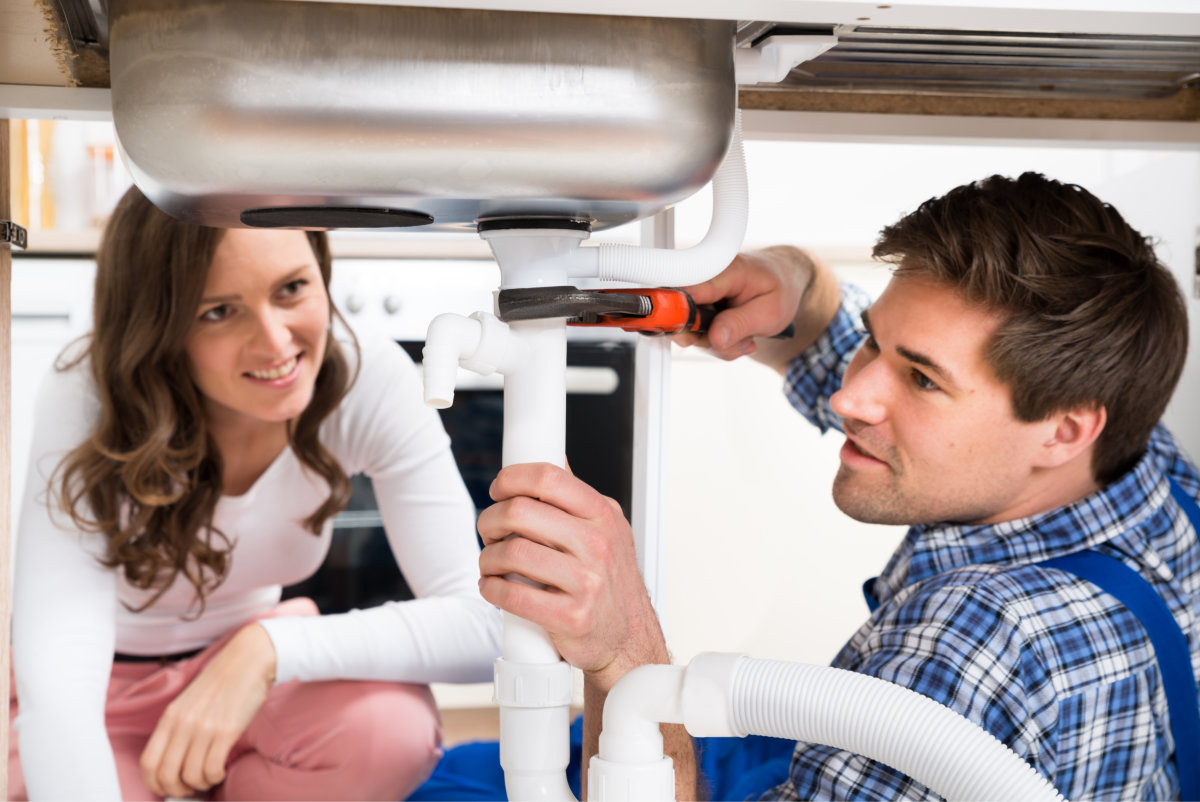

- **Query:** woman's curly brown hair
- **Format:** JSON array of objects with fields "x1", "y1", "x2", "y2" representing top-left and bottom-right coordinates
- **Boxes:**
[{"x1": 55, "y1": 186, "x2": 359, "y2": 613}]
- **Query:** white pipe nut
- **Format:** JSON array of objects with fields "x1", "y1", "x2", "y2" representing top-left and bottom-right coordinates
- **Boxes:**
[
  {"x1": 680, "y1": 652, "x2": 746, "y2": 738},
  {"x1": 493, "y1": 658, "x2": 574, "y2": 708},
  {"x1": 587, "y1": 756, "x2": 674, "y2": 802}
]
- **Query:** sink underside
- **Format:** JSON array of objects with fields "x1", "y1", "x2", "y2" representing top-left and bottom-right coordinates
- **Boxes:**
[{"x1": 109, "y1": 0, "x2": 737, "y2": 231}]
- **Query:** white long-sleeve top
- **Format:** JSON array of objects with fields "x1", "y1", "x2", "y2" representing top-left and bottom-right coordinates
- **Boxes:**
[{"x1": 12, "y1": 332, "x2": 503, "y2": 801}]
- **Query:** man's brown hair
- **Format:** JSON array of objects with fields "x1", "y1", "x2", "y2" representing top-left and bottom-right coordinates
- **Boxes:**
[{"x1": 873, "y1": 172, "x2": 1188, "y2": 485}]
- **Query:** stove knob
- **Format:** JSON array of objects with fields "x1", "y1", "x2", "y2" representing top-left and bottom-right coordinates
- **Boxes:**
[
  {"x1": 344, "y1": 293, "x2": 366, "y2": 315},
  {"x1": 383, "y1": 295, "x2": 403, "y2": 315}
]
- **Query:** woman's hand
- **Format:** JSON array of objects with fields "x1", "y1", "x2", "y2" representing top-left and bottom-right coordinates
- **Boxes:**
[{"x1": 140, "y1": 623, "x2": 278, "y2": 797}]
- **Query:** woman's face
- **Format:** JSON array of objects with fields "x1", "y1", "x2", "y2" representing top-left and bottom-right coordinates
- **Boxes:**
[{"x1": 184, "y1": 228, "x2": 330, "y2": 432}]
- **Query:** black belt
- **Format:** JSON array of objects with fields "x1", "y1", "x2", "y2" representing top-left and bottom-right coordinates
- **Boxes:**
[{"x1": 114, "y1": 646, "x2": 206, "y2": 664}]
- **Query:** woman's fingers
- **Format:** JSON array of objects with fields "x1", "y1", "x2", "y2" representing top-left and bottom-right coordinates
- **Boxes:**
[
  {"x1": 141, "y1": 715, "x2": 197, "y2": 798},
  {"x1": 181, "y1": 730, "x2": 218, "y2": 792},
  {"x1": 139, "y1": 625, "x2": 276, "y2": 796},
  {"x1": 143, "y1": 714, "x2": 232, "y2": 796},
  {"x1": 192, "y1": 731, "x2": 237, "y2": 791}
]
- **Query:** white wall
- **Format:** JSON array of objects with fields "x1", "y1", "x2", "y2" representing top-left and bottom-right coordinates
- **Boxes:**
[
  {"x1": 1093, "y1": 153, "x2": 1200, "y2": 451},
  {"x1": 659, "y1": 141, "x2": 1200, "y2": 668}
]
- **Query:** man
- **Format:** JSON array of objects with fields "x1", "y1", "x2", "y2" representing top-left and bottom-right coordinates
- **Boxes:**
[{"x1": 477, "y1": 173, "x2": 1198, "y2": 799}]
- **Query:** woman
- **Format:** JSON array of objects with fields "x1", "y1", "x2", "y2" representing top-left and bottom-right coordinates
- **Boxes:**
[{"x1": 9, "y1": 186, "x2": 502, "y2": 801}]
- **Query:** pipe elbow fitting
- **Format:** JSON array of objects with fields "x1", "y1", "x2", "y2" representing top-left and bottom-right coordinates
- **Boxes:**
[
  {"x1": 422, "y1": 313, "x2": 483, "y2": 408},
  {"x1": 598, "y1": 664, "x2": 685, "y2": 764},
  {"x1": 590, "y1": 664, "x2": 682, "y2": 802}
]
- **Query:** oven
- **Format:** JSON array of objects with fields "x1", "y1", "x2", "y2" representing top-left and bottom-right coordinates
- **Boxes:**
[{"x1": 283, "y1": 255, "x2": 638, "y2": 613}]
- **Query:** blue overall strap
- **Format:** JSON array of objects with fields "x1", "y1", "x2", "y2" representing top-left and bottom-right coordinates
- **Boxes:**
[
  {"x1": 862, "y1": 577, "x2": 881, "y2": 613},
  {"x1": 1040, "y1": 477, "x2": 1200, "y2": 801}
]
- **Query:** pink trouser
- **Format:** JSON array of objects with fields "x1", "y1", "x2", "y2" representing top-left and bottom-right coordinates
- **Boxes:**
[{"x1": 8, "y1": 598, "x2": 443, "y2": 801}]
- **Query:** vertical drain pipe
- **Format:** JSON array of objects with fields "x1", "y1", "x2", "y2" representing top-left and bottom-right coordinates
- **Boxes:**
[
  {"x1": 492, "y1": 302, "x2": 576, "y2": 802},
  {"x1": 426, "y1": 226, "x2": 592, "y2": 801}
]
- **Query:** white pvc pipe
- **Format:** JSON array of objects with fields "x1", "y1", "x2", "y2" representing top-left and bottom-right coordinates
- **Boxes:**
[
  {"x1": 497, "y1": 316, "x2": 568, "y2": 668},
  {"x1": 500, "y1": 705, "x2": 577, "y2": 802},
  {"x1": 499, "y1": 318, "x2": 566, "y2": 469},
  {"x1": 471, "y1": 233, "x2": 574, "y2": 668},
  {"x1": 425, "y1": 229, "x2": 581, "y2": 802},
  {"x1": 565, "y1": 110, "x2": 747, "y2": 288},
  {"x1": 422, "y1": 304, "x2": 578, "y2": 802},
  {"x1": 492, "y1": 323, "x2": 575, "y2": 800}
]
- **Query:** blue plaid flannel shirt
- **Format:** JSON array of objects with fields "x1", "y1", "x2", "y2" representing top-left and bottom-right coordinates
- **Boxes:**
[{"x1": 771, "y1": 284, "x2": 1200, "y2": 801}]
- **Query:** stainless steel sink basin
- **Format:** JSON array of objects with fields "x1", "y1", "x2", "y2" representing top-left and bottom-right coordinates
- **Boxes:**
[{"x1": 109, "y1": 0, "x2": 736, "y2": 231}]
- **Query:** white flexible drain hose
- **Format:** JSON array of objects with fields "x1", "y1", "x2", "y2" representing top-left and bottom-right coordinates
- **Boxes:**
[
  {"x1": 724, "y1": 657, "x2": 1064, "y2": 802},
  {"x1": 590, "y1": 654, "x2": 1065, "y2": 802}
]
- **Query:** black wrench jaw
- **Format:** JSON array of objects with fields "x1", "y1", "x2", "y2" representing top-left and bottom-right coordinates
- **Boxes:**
[{"x1": 496, "y1": 286, "x2": 649, "y2": 323}]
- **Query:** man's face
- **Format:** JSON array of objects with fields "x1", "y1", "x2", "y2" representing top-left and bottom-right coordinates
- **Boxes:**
[{"x1": 830, "y1": 273, "x2": 1060, "y2": 527}]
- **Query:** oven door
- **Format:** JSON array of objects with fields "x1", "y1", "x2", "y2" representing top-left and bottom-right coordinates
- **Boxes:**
[{"x1": 283, "y1": 337, "x2": 635, "y2": 612}]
